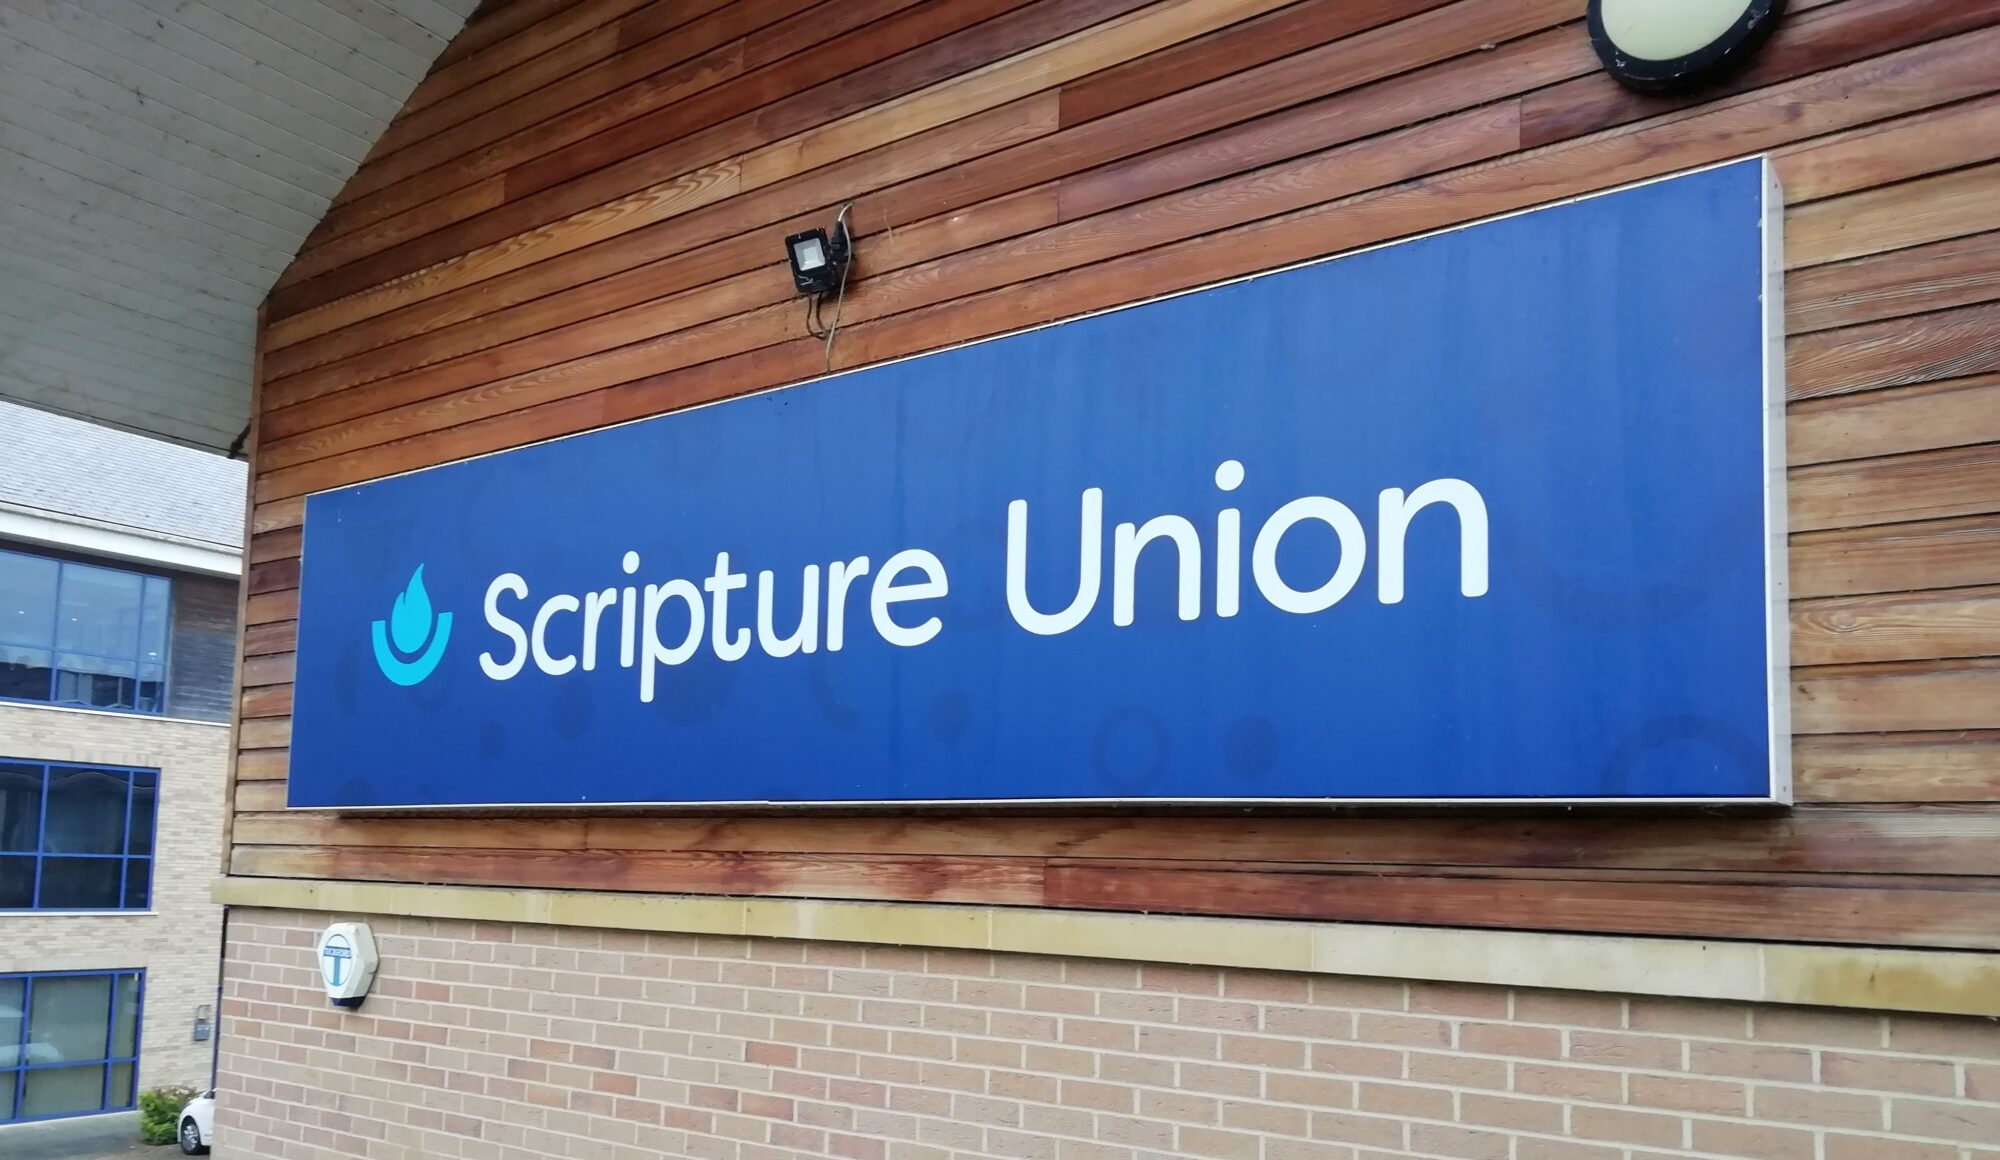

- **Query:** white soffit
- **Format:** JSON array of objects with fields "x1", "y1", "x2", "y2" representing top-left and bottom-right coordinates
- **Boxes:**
[{"x1": 0, "y1": 0, "x2": 480, "y2": 453}]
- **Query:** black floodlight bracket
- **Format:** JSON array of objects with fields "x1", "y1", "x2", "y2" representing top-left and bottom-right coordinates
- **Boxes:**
[{"x1": 787, "y1": 218, "x2": 852, "y2": 297}]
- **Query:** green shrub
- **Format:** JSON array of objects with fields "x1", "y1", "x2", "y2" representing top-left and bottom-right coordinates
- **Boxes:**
[{"x1": 138, "y1": 1085, "x2": 200, "y2": 1146}]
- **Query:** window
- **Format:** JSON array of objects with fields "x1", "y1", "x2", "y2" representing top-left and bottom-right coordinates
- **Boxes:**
[
  {"x1": 0, "y1": 763, "x2": 157, "y2": 911},
  {"x1": 0, "y1": 548, "x2": 170, "y2": 714},
  {"x1": 0, "y1": 971, "x2": 143, "y2": 1123}
]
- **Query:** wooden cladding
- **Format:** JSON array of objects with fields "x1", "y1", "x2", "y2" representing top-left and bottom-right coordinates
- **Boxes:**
[{"x1": 236, "y1": 0, "x2": 2000, "y2": 950}]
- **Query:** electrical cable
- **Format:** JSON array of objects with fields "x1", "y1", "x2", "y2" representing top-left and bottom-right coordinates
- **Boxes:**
[{"x1": 819, "y1": 202, "x2": 855, "y2": 372}]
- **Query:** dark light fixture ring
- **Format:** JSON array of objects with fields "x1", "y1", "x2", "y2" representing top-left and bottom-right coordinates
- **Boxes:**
[{"x1": 1587, "y1": 0, "x2": 1787, "y2": 94}]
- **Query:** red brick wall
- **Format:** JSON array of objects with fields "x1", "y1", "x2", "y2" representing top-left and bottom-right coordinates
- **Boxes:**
[{"x1": 218, "y1": 910, "x2": 2000, "y2": 1160}]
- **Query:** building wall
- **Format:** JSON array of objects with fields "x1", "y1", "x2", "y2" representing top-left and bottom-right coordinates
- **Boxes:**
[
  {"x1": 217, "y1": 0, "x2": 2000, "y2": 1150},
  {"x1": 0, "y1": 702, "x2": 232, "y2": 1093},
  {"x1": 166, "y1": 572, "x2": 243, "y2": 725},
  {"x1": 217, "y1": 908, "x2": 2000, "y2": 1160},
  {"x1": 227, "y1": 0, "x2": 2000, "y2": 951}
]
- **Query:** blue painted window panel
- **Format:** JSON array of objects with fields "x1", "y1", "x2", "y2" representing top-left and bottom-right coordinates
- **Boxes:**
[
  {"x1": 0, "y1": 763, "x2": 157, "y2": 912},
  {"x1": 0, "y1": 971, "x2": 144, "y2": 1124},
  {"x1": 0, "y1": 548, "x2": 170, "y2": 715}
]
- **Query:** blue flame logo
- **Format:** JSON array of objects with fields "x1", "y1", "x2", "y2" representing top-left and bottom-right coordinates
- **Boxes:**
[{"x1": 371, "y1": 565, "x2": 452, "y2": 686}]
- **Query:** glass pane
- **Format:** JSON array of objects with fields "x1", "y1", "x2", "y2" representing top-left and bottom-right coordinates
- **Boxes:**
[
  {"x1": 135, "y1": 664, "x2": 165, "y2": 715},
  {"x1": 28, "y1": 975, "x2": 112, "y2": 1061},
  {"x1": 0, "y1": 552, "x2": 59, "y2": 648},
  {"x1": 53, "y1": 657, "x2": 136, "y2": 712},
  {"x1": 139, "y1": 578, "x2": 170, "y2": 665},
  {"x1": 122, "y1": 861, "x2": 151, "y2": 911},
  {"x1": 107, "y1": 1061, "x2": 134, "y2": 1109},
  {"x1": 109, "y1": 975, "x2": 140, "y2": 1057},
  {"x1": 35, "y1": 859, "x2": 122, "y2": 909},
  {"x1": 126, "y1": 778, "x2": 156, "y2": 857},
  {"x1": 0, "y1": 646, "x2": 53, "y2": 703},
  {"x1": 0, "y1": 764, "x2": 41, "y2": 852},
  {"x1": 0, "y1": 977, "x2": 24, "y2": 1065},
  {"x1": 44, "y1": 769, "x2": 129, "y2": 854},
  {"x1": 21, "y1": 1064, "x2": 107, "y2": 1118},
  {"x1": 55, "y1": 564, "x2": 143, "y2": 658},
  {"x1": 0, "y1": 855, "x2": 34, "y2": 909}
]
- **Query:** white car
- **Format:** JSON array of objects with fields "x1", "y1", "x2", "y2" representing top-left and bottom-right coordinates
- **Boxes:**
[{"x1": 178, "y1": 1089, "x2": 215, "y2": 1155}]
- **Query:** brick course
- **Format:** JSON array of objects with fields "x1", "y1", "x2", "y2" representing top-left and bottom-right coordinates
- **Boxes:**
[{"x1": 215, "y1": 910, "x2": 2000, "y2": 1160}]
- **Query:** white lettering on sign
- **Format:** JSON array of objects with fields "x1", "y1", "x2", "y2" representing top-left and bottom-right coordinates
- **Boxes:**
[{"x1": 476, "y1": 462, "x2": 1489, "y2": 702}]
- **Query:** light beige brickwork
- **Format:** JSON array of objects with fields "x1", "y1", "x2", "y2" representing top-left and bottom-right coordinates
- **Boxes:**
[
  {"x1": 0, "y1": 702, "x2": 231, "y2": 1093},
  {"x1": 217, "y1": 908, "x2": 2000, "y2": 1160}
]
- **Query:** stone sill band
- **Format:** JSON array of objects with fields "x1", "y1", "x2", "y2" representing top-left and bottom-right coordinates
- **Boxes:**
[{"x1": 211, "y1": 877, "x2": 2000, "y2": 1019}]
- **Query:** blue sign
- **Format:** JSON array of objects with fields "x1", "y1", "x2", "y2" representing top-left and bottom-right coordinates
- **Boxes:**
[{"x1": 289, "y1": 159, "x2": 1786, "y2": 808}]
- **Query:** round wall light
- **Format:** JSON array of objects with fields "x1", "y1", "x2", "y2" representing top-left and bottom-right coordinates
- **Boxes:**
[{"x1": 1588, "y1": 0, "x2": 1787, "y2": 93}]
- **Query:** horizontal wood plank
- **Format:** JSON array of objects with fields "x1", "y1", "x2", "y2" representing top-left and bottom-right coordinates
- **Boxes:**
[
  {"x1": 1044, "y1": 863, "x2": 2000, "y2": 949},
  {"x1": 248, "y1": 527, "x2": 302, "y2": 566},
  {"x1": 1773, "y1": 89, "x2": 2000, "y2": 205},
  {"x1": 1786, "y1": 159, "x2": 2000, "y2": 270},
  {"x1": 228, "y1": 808, "x2": 2000, "y2": 876},
  {"x1": 242, "y1": 620, "x2": 296, "y2": 659},
  {"x1": 1788, "y1": 300, "x2": 2000, "y2": 401},
  {"x1": 235, "y1": 779, "x2": 288, "y2": 813},
  {"x1": 1792, "y1": 585, "x2": 2000, "y2": 666},
  {"x1": 245, "y1": 558, "x2": 300, "y2": 596},
  {"x1": 240, "y1": 652, "x2": 296, "y2": 689},
  {"x1": 251, "y1": 497, "x2": 303, "y2": 536},
  {"x1": 239, "y1": 717, "x2": 291, "y2": 750},
  {"x1": 234, "y1": 749, "x2": 292, "y2": 782},
  {"x1": 1790, "y1": 516, "x2": 2000, "y2": 600},
  {"x1": 240, "y1": 684, "x2": 293, "y2": 720},
  {"x1": 232, "y1": 845, "x2": 1048, "y2": 905},
  {"x1": 1788, "y1": 373, "x2": 2000, "y2": 465},
  {"x1": 1794, "y1": 658, "x2": 2000, "y2": 733},
  {"x1": 1797, "y1": 732, "x2": 2000, "y2": 802},
  {"x1": 244, "y1": 589, "x2": 300, "y2": 626},
  {"x1": 1787, "y1": 230, "x2": 2000, "y2": 334},
  {"x1": 1790, "y1": 442, "x2": 2000, "y2": 532}
]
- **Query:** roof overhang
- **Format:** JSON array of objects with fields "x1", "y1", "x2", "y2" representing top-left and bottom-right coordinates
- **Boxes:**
[{"x1": 0, "y1": 0, "x2": 477, "y2": 452}]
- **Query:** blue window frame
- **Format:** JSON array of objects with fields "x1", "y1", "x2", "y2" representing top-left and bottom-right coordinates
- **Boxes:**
[
  {"x1": 0, "y1": 547, "x2": 171, "y2": 714},
  {"x1": 0, "y1": 970, "x2": 144, "y2": 1124},
  {"x1": 0, "y1": 762, "x2": 157, "y2": 911}
]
